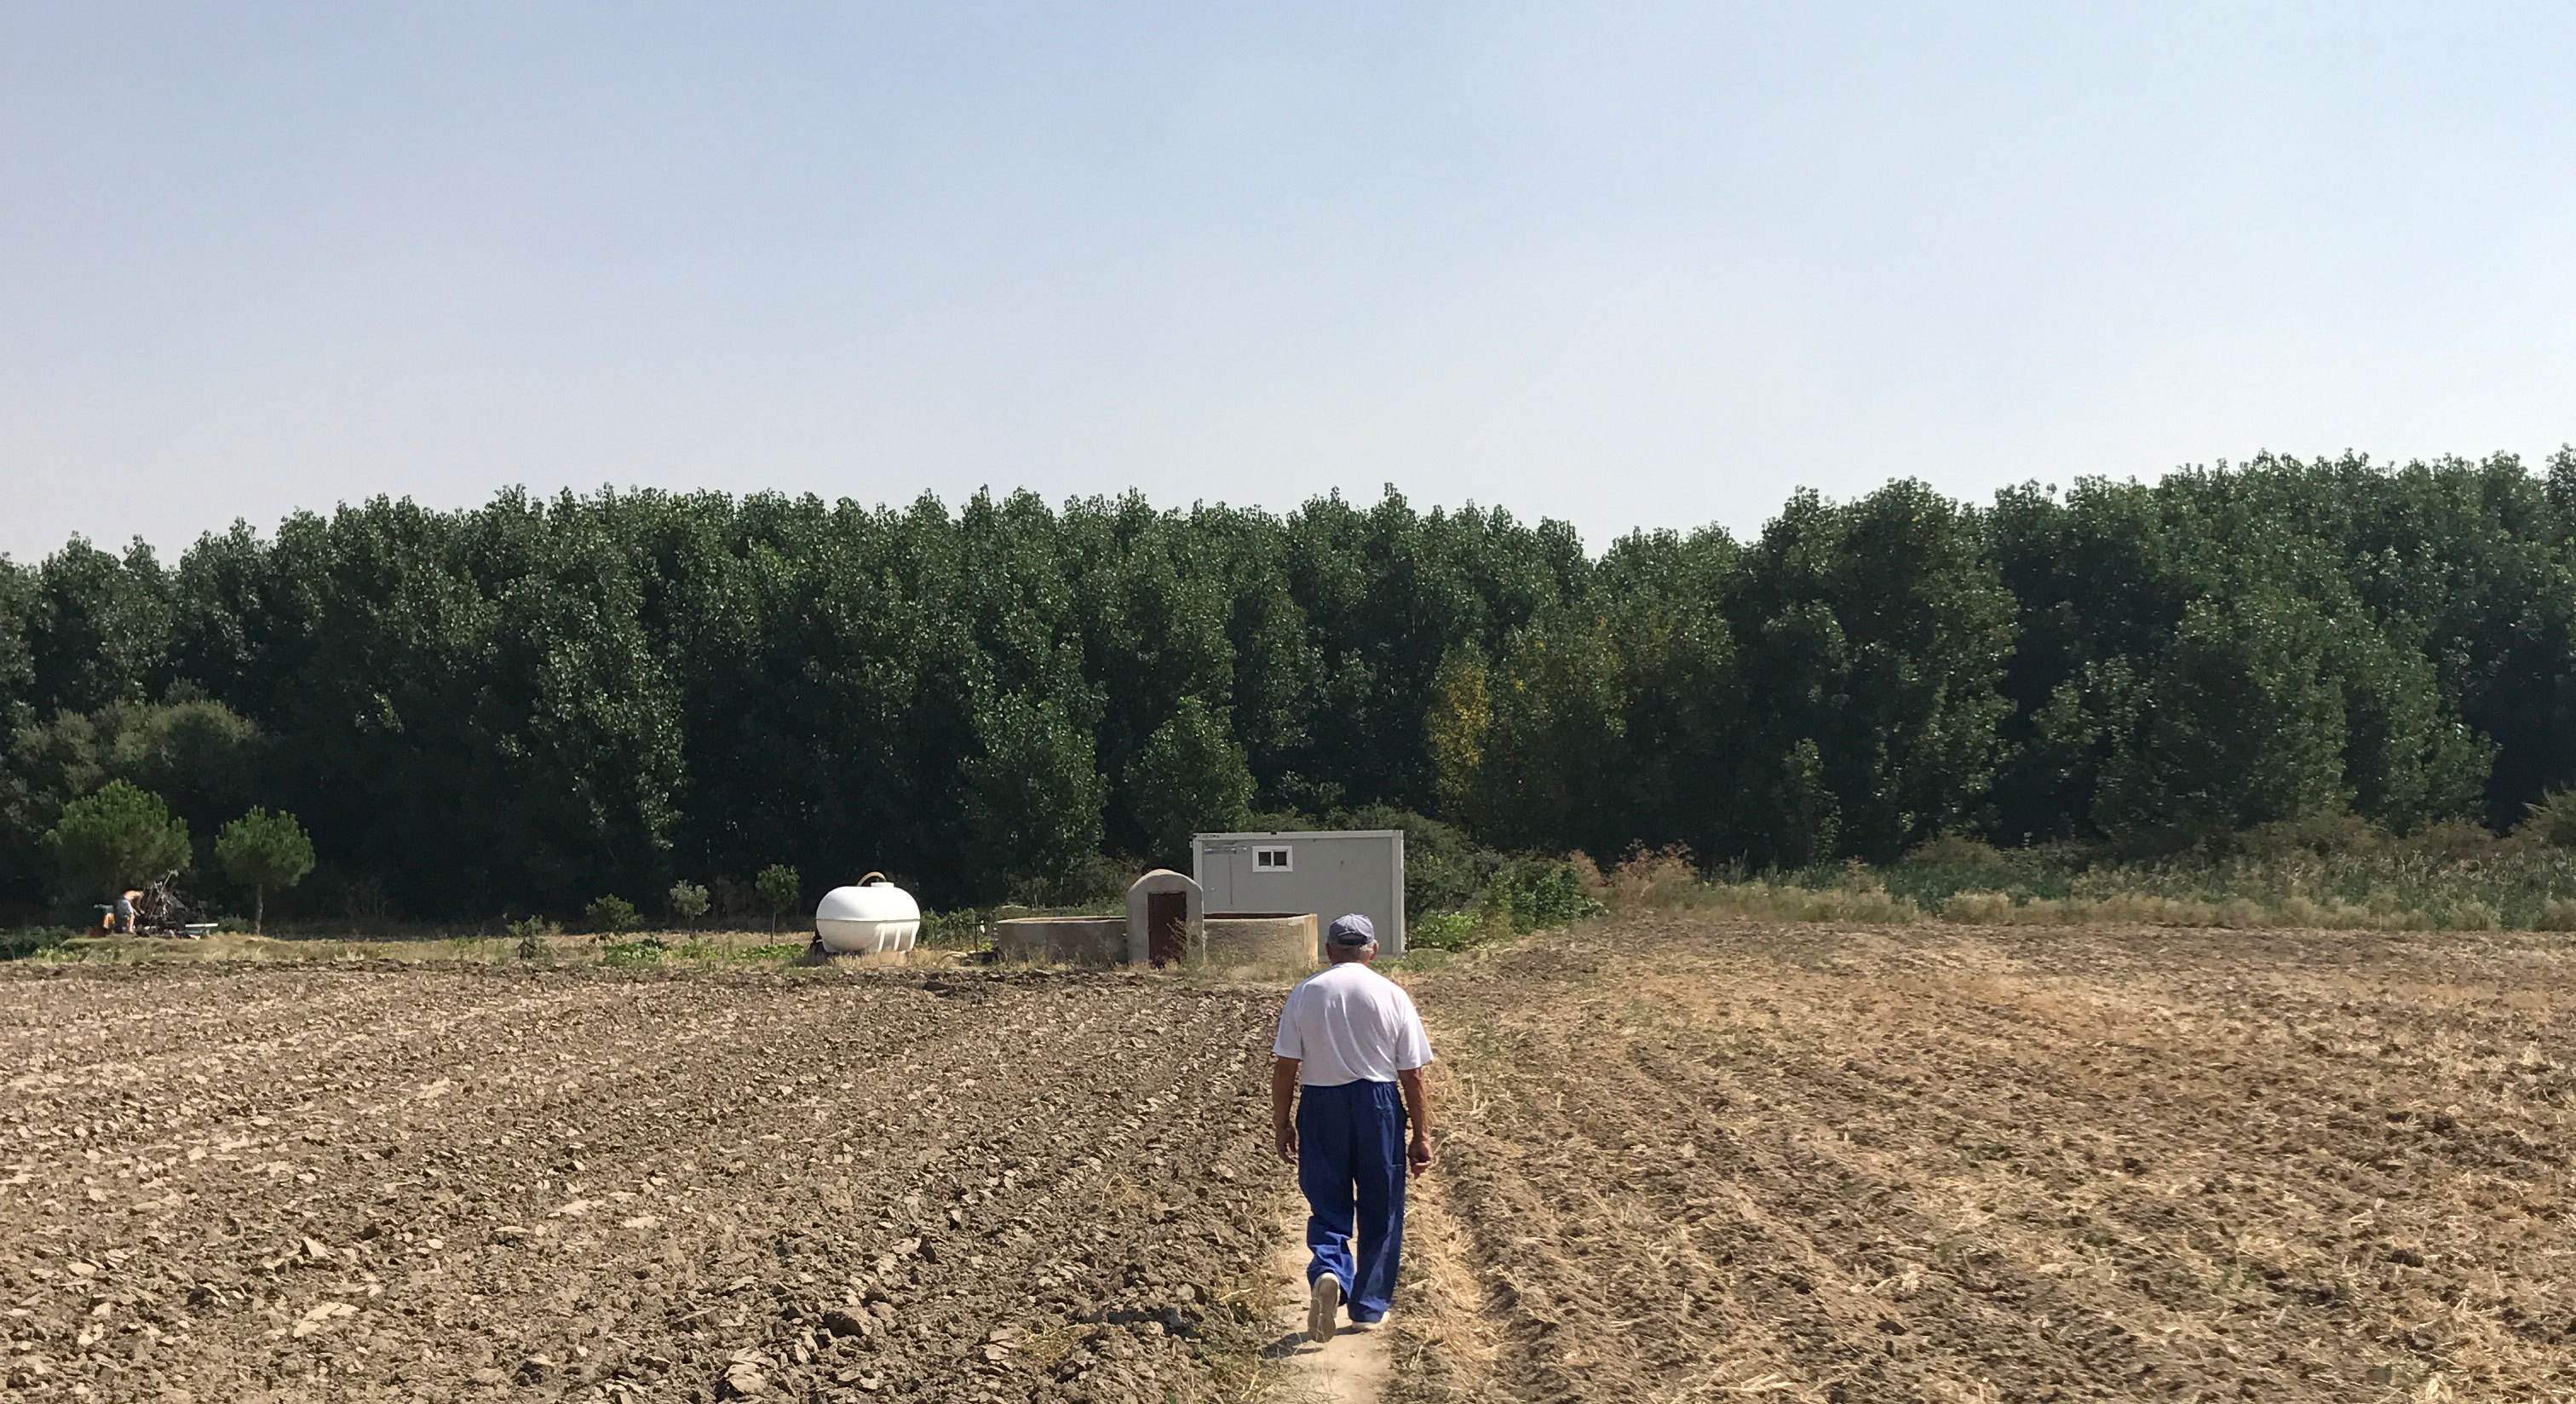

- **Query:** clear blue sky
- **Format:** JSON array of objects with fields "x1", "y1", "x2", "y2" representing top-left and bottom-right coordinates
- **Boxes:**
[{"x1": 4, "y1": 3, "x2": 2570, "y2": 561}]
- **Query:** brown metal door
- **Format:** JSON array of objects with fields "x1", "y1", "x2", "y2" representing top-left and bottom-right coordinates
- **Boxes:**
[{"x1": 1148, "y1": 891, "x2": 1187, "y2": 965}]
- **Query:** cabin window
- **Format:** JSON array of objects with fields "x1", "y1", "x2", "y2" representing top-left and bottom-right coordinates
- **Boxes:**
[{"x1": 1253, "y1": 845, "x2": 1293, "y2": 872}]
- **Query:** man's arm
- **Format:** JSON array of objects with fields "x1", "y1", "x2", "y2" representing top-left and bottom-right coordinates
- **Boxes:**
[
  {"x1": 1396, "y1": 1067, "x2": 1434, "y2": 1175},
  {"x1": 1271, "y1": 1056, "x2": 1302, "y2": 1163}
]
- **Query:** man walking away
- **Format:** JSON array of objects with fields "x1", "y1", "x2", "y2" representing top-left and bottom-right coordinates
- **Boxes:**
[{"x1": 1271, "y1": 913, "x2": 1435, "y2": 1343}]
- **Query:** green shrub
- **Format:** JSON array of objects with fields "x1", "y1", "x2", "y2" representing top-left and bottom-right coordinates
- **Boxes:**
[
  {"x1": 1905, "y1": 831, "x2": 2004, "y2": 866},
  {"x1": 2243, "y1": 810, "x2": 2385, "y2": 859},
  {"x1": 665, "y1": 881, "x2": 710, "y2": 925},
  {"x1": 584, "y1": 895, "x2": 641, "y2": 934},
  {"x1": 507, "y1": 915, "x2": 560, "y2": 959},
  {"x1": 1328, "y1": 804, "x2": 1499, "y2": 920},
  {"x1": 1406, "y1": 910, "x2": 1484, "y2": 952},
  {"x1": 2520, "y1": 790, "x2": 2576, "y2": 849},
  {"x1": 1477, "y1": 859, "x2": 1604, "y2": 935},
  {"x1": 918, "y1": 908, "x2": 986, "y2": 949},
  {"x1": 0, "y1": 928, "x2": 72, "y2": 961},
  {"x1": 2404, "y1": 818, "x2": 2497, "y2": 862},
  {"x1": 602, "y1": 937, "x2": 667, "y2": 968},
  {"x1": 754, "y1": 865, "x2": 802, "y2": 931}
]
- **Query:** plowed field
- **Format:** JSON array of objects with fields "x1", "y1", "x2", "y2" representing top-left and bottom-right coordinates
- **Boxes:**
[
  {"x1": 1389, "y1": 918, "x2": 2576, "y2": 1403},
  {"x1": 0, "y1": 965, "x2": 1288, "y2": 1404},
  {"x1": 9, "y1": 917, "x2": 2574, "y2": 1404}
]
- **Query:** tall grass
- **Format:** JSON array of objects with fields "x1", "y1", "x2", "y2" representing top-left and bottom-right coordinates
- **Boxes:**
[{"x1": 1592, "y1": 824, "x2": 2576, "y2": 931}]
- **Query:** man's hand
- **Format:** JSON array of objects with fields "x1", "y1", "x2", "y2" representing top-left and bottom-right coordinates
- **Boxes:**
[
  {"x1": 1271, "y1": 1055, "x2": 1302, "y2": 1165},
  {"x1": 1397, "y1": 1067, "x2": 1434, "y2": 1177}
]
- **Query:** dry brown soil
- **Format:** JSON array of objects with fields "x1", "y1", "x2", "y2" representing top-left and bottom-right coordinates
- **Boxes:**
[
  {"x1": 1384, "y1": 917, "x2": 2576, "y2": 1402},
  {"x1": 0, "y1": 964, "x2": 1291, "y2": 1403},
  {"x1": 10, "y1": 917, "x2": 2576, "y2": 1404}
]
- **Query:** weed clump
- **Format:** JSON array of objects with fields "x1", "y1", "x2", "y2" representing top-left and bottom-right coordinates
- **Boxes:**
[
  {"x1": 507, "y1": 916, "x2": 560, "y2": 960},
  {"x1": 602, "y1": 937, "x2": 667, "y2": 969},
  {"x1": 2519, "y1": 789, "x2": 2576, "y2": 849}
]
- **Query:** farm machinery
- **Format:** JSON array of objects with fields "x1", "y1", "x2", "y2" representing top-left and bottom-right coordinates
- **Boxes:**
[{"x1": 97, "y1": 879, "x2": 221, "y2": 938}]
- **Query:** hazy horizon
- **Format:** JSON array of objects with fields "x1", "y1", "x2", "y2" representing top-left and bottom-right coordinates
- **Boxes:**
[{"x1": 7, "y1": 3, "x2": 2573, "y2": 561}]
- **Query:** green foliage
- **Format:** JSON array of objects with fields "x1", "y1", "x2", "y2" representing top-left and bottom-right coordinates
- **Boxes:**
[
  {"x1": 1480, "y1": 859, "x2": 1604, "y2": 933},
  {"x1": 214, "y1": 807, "x2": 313, "y2": 933},
  {"x1": 601, "y1": 936, "x2": 666, "y2": 968},
  {"x1": 1327, "y1": 803, "x2": 1497, "y2": 920},
  {"x1": 583, "y1": 895, "x2": 641, "y2": 934},
  {"x1": 1411, "y1": 856, "x2": 1606, "y2": 951},
  {"x1": 1123, "y1": 695, "x2": 1254, "y2": 866},
  {"x1": 917, "y1": 906, "x2": 988, "y2": 949},
  {"x1": 1877, "y1": 831, "x2": 2576, "y2": 932},
  {"x1": 1423, "y1": 648, "x2": 1490, "y2": 822},
  {"x1": 2521, "y1": 790, "x2": 2576, "y2": 848},
  {"x1": 2092, "y1": 590, "x2": 2352, "y2": 852},
  {"x1": 1906, "y1": 831, "x2": 2004, "y2": 867},
  {"x1": 0, "y1": 926, "x2": 69, "y2": 961},
  {"x1": 28, "y1": 538, "x2": 172, "y2": 716},
  {"x1": 962, "y1": 693, "x2": 1107, "y2": 901},
  {"x1": 1, "y1": 698, "x2": 262, "y2": 913},
  {"x1": 665, "y1": 880, "x2": 710, "y2": 924},
  {"x1": 507, "y1": 916, "x2": 559, "y2": 959},
  {"x1": 3, "y1": 458, "x2": 2575, "y2": 920},
  {"x1": 1772, "y1": 738, "x2": 1842, "y2": 869},
  {"x1": 753, "y1": 864, "x2": 802, "y2": 930},
  {"x1": 1458, "y1": 613, "x2": 1628, "y2": 851},
  {"x1": 46, "y1": 780, "x2": 190, "y2": 900},
  {"x1": 1722, "y1": 483, "x2": 2015, "y2": 864},
  {"x1": 1405, "y1": 910, "x2": 1483, "y2": 952},
  {"x1": 2240, "y1": 809, "x2": 2384, "y2": 860}
]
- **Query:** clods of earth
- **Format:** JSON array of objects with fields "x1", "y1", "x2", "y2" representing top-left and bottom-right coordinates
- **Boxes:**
[
  {"x1": 0, "y1": 965, "x2": 1290, "y2": 1402},
  {"x1": 9, "y1": 914, "x2": 2575, "y2": 1403},
  {"x1": 1386, "y1": 918, "x2": 2576, "y2": 1403}
]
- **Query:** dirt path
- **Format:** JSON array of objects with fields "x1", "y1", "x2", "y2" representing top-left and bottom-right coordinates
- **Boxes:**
[
  {"x1": 1264, "y1": 1203, "x2": 1392, "y2": 1404},
  {"x1": 1381, "y1": 917, "x2": 2576, "y2": 1403},
  {"x1": 0, "y1": 963, "x2": 1291, "y2": 1403}
]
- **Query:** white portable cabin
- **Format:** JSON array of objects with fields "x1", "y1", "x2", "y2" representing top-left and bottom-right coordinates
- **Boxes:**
[{"x1": 1192, "y1": 829, "x2": 1406, "y2": 958}]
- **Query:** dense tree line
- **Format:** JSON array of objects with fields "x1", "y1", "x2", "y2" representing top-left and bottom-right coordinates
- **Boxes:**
[{"x1": 3, "y1": 452, "x2": 2572, "y2": 922}]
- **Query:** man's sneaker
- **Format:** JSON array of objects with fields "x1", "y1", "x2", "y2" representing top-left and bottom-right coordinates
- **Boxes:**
[{"x1": 1307, "y1": 1275, "x2": 1342, "y2": 1343}]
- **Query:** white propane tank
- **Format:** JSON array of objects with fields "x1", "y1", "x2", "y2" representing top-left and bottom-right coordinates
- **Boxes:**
[{"x1": 814, "y1": 873, "x2": 921, "y2": 954}]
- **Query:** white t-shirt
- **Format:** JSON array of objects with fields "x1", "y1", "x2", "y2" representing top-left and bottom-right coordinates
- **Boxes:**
[{"x1": 1272, "y1": 962, "x2": 1435, "y2": 1086}]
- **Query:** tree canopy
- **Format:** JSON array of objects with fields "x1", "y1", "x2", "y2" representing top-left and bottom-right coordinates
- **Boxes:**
[
  {"x1": 46, "y1": 780, "x2": 190, "y2": 900},
  {"x1": 213, "y1": 806, "x2": 314, "y2": 933},
  {"x1": 3, "y1": 453, "x2": 2572, "y2": 920}
]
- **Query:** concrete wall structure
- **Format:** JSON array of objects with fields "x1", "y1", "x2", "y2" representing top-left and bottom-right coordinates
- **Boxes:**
[
  {"x1": 1124, "y1": 870, "x2": 1204, "y2": 966},
  {"x1": 1193, "y1": 830, "x2": 1406, "y2": 958},
  {"x1": 994, "y1": 917, "x2": 1124, "y2": 965},
  {"x1": 1203, "y1": 912, "x2": 1319, "y2": 970}
]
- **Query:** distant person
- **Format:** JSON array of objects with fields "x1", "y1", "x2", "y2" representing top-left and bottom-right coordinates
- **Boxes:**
[
  {"x1": 1270, "y1": 913, "x2": 1435, "y2": 1343},
  {"x1": 114, "y1": 890, "x2": 138, "y2": 935}
]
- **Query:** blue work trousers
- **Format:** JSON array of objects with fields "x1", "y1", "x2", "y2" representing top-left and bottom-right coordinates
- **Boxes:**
[{"x1": 1296, "y1": 1078, "x2": 1407, "y2": 1321}]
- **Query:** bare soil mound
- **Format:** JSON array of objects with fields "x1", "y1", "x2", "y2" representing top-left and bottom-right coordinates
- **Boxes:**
[
  {"x1": 1387, "y1": 918, "x2": 2576, "y2": 1402},
  {"x1": 0, "y1": 964, "x2": 1288, "y2": 1403}
]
